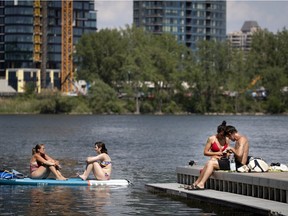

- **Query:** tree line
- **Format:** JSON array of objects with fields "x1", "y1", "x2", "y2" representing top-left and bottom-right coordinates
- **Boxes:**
[
  {"x1": 74, "y1": 25, "x2": 288, "y2": 114},
  {"x1": 2, "y1": 25, "x2": 287, "y2": 114}
]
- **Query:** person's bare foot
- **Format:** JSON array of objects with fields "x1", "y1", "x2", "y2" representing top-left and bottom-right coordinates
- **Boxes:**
[
  {"x1": 56, "y1": 177, "x2": 68, "y2": 181},
  {"x1": 77, "y1": 173, "x2": 86, "y2": 181}
]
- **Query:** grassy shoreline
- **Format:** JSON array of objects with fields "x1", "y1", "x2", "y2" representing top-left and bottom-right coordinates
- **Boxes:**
[{"x1": 1, "y1": 95, "x2": 287, "y2": 115}]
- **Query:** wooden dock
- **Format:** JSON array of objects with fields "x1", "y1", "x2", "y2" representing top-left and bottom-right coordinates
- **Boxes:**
[
  {"x1": 146, "y1": 165, "x2": 288, "y2": 215},
  {"x1": 177, "y1": 165, "x2": 288, "y2": 203}
]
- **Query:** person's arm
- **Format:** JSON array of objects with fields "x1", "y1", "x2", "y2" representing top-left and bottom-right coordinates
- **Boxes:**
[
  {"x1": 44, "y1": 154, "x2": 61, "y2": 167},
  {"x1": 235, "y1": 136, "x2": 249, "y2": 164},
  {"x1": 203, "y1": 137, "x2": 223, "y2": 158},
  {"x1": 35, "y1": 154, "x2": 55, "y2": 166},
  {"x1": 227, "y1": 136, "x2": 248, "y2": 159},
  {"x1": 86, "y1": 154, "x2": 105, "y2": 164}
]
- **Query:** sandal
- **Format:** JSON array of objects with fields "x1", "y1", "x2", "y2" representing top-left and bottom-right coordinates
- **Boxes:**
[
  {"x1": 184, "y1": 185, "x2": 195, "y2": 190},
  {"x1": 193, "y1": 185, "x2": 205, "y2": 190}
]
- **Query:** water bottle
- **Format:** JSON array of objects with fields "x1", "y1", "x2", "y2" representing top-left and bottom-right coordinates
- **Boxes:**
[{"x1": 229, "y1": 154, "x2": 236, "y2": 171}]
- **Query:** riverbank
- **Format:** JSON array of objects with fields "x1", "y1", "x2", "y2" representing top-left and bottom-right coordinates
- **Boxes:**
[
  {"x1": 1, "y1": 90, "x2": 287, "y2": 115},
  {"x1": 1, "y1": 110, "x2": 288, "y2": 116}
]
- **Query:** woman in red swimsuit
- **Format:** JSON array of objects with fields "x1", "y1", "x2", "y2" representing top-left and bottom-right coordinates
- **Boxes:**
[
  {"x1": 186, "y1": 121, "x2": 230, "y2": 190},
  {"x1": 203, "y1": 121, "x2": 230, "y2": 159}
]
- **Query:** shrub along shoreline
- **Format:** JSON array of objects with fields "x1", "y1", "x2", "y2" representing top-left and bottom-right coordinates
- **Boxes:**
[{"x1": 0, "y1": 93, "x2": 287, "y2": 115}]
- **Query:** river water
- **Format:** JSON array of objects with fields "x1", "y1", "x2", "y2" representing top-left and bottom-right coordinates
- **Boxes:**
[{"x1": 0, "y1": 115, "x2": 287, "y2": 215}]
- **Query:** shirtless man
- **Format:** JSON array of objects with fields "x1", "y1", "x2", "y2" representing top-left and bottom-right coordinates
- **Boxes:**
[
  {"x1": 225, "y1": 125, "x2": 250, "y2": 167},
  {"x1": 190, "y1": 125, "x2": 249, "y2": 190}
]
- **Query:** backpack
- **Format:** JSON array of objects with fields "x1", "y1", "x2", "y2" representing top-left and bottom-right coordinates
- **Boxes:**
[
  {"x1": 0, "y1": 169, "x2": 25, "y2": 179},
  {"x1": 248, "y1": 158, "x2": 269, "y2": 172}
]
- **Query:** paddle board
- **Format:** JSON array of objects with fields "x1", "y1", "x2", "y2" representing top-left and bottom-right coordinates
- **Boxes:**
[{"x1": 0, "y1": 177, "x2": 130, "y2": 186}]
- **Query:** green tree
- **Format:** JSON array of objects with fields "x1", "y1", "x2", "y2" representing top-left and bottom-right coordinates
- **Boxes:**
[
  {"x1": 88, "y1": 79, "x2": 123, "y2": 114},
  {"x1": 194, "y1": 40, "x2": 233, "y2": 113},
  {"x1": 76, "y1": 29, "x2": 126, "y2": 85}
]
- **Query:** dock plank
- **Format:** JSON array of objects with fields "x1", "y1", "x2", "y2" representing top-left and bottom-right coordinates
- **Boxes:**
[{"x1": 146, "y1": 183, "x2": 288, "y2": 216}]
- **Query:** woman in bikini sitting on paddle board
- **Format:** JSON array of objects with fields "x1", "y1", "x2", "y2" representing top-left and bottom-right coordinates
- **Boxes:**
[
  {"x1": 78, "y1": 141, "x2": 112, "y2": 181},
  {"x1": 30, "y1": 143, "x2": 67, "y2": 180}
]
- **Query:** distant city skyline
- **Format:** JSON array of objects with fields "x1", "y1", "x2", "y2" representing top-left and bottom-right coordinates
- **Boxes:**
[{"x1": 94, "y1": 0, "x2": 288, "y2": 33}]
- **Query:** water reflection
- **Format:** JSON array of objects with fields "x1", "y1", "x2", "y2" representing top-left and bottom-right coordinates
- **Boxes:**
[
  {"x1": 28, "y1": 187, "x2": 78, "y2": 216},
  {"x1": 75, "y1": 187, "x2": 111, "y2": 215},
  {"x1": 0, "y1": 185, "x2": 113, "y2": 216}
]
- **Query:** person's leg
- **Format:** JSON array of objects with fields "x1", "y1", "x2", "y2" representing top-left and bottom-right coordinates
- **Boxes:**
[
  {"x1": 55, "y1": 169, "x2": 67, "y2": 180},
  {"x1": 193, "y1": 159, "x2": 212, "y2": 187},
  {"x1": 30, "y1": 166, "x2": 50, "y2": 179},
  {"x1": 48, "y1": 165, "x2": 67, "y2": 180},
  {"x1": 78, "y1": 163, "x2": 94, "y2": 180},
  {"x1": 196, "y1": 159, "x2": 219, "y2": 189},
  {"x1": 91, "y1": 162, "x2": 107, "y2": 180}
]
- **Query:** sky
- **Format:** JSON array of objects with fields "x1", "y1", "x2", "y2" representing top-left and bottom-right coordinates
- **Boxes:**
[{"x1": 94, "y1": 0, "x2": 288, "y2": 33}]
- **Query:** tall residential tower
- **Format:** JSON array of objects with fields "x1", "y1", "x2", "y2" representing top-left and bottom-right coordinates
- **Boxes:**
[
  {"x1": 133, "y1": 0, "x2": 226, "y2": 50},
  {"x1": 0, "y1": 0, "x2": 97, "y2": 92}
]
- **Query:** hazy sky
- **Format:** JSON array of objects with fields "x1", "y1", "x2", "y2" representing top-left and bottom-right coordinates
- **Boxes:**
[{"x1": 94, "y1": 0, "x2": 288, "y2": 33}]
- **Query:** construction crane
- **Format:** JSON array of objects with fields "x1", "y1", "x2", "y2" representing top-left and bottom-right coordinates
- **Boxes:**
[
  {"x1": 33, "y1": 0, "x2": 42, "y2": 88},
  {"x1": 61, "y1": 0, "x2": 74, "y2": 93},
  {"x1": 33, "y1": 0, "x2": 74, "y2": 93},
  {"x1": 240, "y1": 75, "x2": 261, "y2": 94}
]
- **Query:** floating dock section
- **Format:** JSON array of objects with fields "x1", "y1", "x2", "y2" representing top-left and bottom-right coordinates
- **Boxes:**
[{"x1": 146, "y1": 165, "x2": 288, "y2": 215}]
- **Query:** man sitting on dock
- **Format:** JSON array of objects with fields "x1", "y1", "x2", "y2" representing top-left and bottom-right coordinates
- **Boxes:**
[
  {"x1": 225, "y1": 125, "x2": 250, "y2": 168},
  {"x1": 189, "y1": 125, "x2": 250, "y2": 190}
]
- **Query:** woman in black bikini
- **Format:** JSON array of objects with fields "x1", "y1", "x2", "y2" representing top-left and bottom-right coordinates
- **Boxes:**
[{"x1": 78, "y1": 141, "x2": 112, "y2": 181}]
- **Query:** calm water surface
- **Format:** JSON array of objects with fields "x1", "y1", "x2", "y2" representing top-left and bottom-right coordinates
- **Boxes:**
[{"x1": 0, "y1": 115, "x2": 287, "y2": 215}]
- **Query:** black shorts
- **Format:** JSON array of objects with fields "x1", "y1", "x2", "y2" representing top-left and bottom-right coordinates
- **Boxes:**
[{"x1": 218, "y1": 156, "x2": 251, "y2": 170}]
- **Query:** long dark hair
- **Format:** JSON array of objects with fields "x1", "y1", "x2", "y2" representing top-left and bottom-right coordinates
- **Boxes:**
[
  {"x1": 217, "y1": 121, "x2": 227, "y2": 133},
  {"x1": 95, "y1": 141, "x2": 108, "y2": 154},
  {"x1": 32, "y1": 143, "x2": 44, "y2": 155}
]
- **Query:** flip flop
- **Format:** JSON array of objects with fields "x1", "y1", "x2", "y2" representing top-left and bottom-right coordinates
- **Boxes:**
[
  {"x1": 184, "y1": 185, "x2": 195, "y2": 190},
  {"x1": 193, "y1": 185, "x2": 205, "y2": 190}
]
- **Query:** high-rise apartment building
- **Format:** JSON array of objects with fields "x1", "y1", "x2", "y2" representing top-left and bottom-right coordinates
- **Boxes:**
[
  {"x1": 0, "y1": 0, "x2": 97, "y2": 91},
  {"x1": 133, "y1": 0, "x2": 226, "y2": 50},
  {"x1": 227, "y1": 21, "x2": 261, "y2": 52}
]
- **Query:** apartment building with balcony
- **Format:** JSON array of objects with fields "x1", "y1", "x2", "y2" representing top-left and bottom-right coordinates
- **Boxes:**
[
  {"x1": 0, "y1": 0, "x2": 97, "y2": 91},
  {"x1": 227, "y1": 21, "x2": 261, "y2": 52},
  {"x1": 133, "y1": 0, "x2": 226, "y2": 50}
]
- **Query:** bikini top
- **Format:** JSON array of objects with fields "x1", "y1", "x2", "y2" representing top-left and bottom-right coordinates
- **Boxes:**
[
  {"x1": 210, "y1": 142, "x2": 228, "y2": 152},
  {"x1": 98, "y1": 160, "x2": 112, "y2": 168}
]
